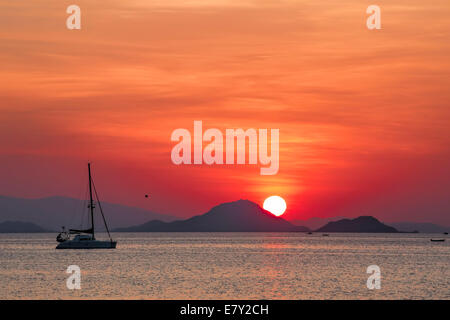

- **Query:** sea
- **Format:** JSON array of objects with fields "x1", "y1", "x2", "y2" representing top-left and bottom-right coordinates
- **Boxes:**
[{"x1": 0, "y1": 232, "x2": 448, "y2": 299}]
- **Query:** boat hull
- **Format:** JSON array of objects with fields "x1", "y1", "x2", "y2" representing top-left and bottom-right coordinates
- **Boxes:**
[{"x1": 56, "y1": 240, "x2": 117, "y2": 249}]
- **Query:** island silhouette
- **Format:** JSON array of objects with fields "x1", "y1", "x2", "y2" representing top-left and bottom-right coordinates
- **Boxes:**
[
  {"x1": 316, "y1": 216, "x2": 398, "y2": 233},
  {"x1": 1, "y1": 196, "x2": 448, "y2": 233},
  {"x1": 114, "y1": 200, "x2": 400, "y2": 233},
  {"x1": 0, "y1": 221, "x2": 48, "y2": 233},
  {"x1": 115, "y1": 200, "x2": 309, "y2": 232}
]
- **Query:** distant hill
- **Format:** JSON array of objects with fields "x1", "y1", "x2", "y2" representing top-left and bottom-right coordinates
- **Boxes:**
[
  {"x1": 115, "y1": 200, "x2": 310, "y2": 232},
  {"x1": 291, "y1": 216, "x2": 347, "y2": 230},
  {"x1": 0, "y1": 221, "x2": 48, "y2": 233},
  {"x1": 390, "y1": 222, "x2": 449, "y2": 233},
  {"x1": 0, "y1": 195, "x2": 176, "y2": 231},
  {"x1": 316, "y1": 216, "x2": 398, "y2": 233}
]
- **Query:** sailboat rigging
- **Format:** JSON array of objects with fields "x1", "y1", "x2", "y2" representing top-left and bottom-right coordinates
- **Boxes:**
[{"x1": 56, "y1": 163, "x2": 117, "y2": 249}]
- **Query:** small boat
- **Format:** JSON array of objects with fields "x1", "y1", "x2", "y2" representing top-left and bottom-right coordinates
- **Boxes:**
[
  {"x1": 307, "y1": 232, "x2": 313, "y2": 235},
  {"x1": 430, "y1": 239, "x2": 445, "y2": 242},
  {"x1": 444, "y1": 232, "x2": 448, "y2": 235},
  {"x1": 56, "y1": 163, "x2": 117, "y2": 249},
  {"x1": 322, "y1": 234, "x2": 329, "y2": 237}
]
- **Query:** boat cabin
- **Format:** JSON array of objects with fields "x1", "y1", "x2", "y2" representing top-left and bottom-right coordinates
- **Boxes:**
[{"x1": 72, "y1": 234, "x2": 94, "y2": 241}]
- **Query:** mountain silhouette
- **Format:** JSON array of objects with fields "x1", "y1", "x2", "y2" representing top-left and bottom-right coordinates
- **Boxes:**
[
  {"x1": 316, "y1": 216, "x2": 398, "y2": 233},
  {"x1": 0, "y1": 195, "x2": 176, "y2": 231},
  {"x1": 0, "y1": 221, "x2": 48, "y2": 233},
  {"x1": 390, "y1": 222, "x2": 449, "y2": 233},
  {"x1": 115, "y1": 199, "x2": 310, "y2": 232},
  {"x1": 290, "y1": 216, "x2": 347, "y2": 230}
]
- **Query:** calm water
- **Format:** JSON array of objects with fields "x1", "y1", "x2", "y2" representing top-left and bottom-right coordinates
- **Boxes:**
[{"x1": 0, "y1": 233, "x2": 448, "y2": 299}]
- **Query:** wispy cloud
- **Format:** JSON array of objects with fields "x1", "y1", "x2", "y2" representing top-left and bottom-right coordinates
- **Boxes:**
[{"x1": 0, "y1": 0, "x2": 449, "y2": 223}]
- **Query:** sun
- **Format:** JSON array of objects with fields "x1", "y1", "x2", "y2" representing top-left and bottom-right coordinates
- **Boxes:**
[{"x1": 263, "y1": 196, "x2": 287, "y2": 217}]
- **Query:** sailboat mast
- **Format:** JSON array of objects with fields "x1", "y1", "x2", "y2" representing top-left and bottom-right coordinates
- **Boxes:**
[{"x1": 88, "y1": 163, "x2": 95, "y2": 239}]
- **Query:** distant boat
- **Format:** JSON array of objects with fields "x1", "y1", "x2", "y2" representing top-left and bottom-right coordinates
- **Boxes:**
[
  {"x1": 56, "y1": 163, "x2": 117, "y2": 249},
  {"x1": 322, "y1": 234, "x2": 329, "y2": 237},
  {"x1": 444, "y1": 232, "x2": 448, "y2": 235},
  {"x1": 430, "y1": 239, "x2": 445, "y2": 242},
  {"x1": 307, "y1": 232, "x2": 313, "y2": 235}
]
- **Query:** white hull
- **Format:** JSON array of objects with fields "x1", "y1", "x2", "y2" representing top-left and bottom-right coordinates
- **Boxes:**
[{"x1": 56, "y1": 239, "x2": 117, "y2": 249}]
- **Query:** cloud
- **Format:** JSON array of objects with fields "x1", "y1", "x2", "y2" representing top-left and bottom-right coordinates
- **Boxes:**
[{"x1": 0, "y1": 0, "x2": 449, "y2": 223}]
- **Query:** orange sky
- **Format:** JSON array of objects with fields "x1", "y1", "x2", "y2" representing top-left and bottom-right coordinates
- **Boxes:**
[{"x1": 1, "y1": 1, "x2": 449, "y2": 224}]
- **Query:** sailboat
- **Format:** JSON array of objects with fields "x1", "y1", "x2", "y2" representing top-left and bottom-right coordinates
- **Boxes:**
[{"x1": 56, "y1": 163, "x2": 117, "y2": 249}]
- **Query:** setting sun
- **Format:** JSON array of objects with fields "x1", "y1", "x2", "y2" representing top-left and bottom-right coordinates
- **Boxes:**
[{"x1": 263, "y1": 196, "x2": 287, "y2": 217}]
